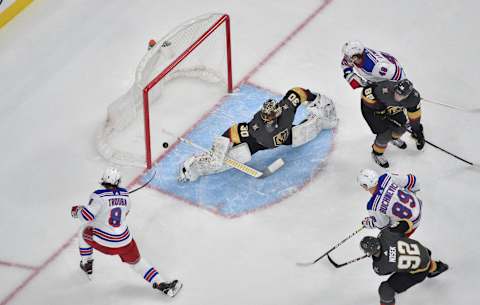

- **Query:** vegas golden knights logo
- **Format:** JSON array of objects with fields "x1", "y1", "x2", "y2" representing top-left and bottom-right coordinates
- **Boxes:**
[
  {"x1": 273, "y1": 129, "x2": 289, "y2": 146},
  {"x1": 386, "y1": 106, "x2": 404, "y2": 115}
]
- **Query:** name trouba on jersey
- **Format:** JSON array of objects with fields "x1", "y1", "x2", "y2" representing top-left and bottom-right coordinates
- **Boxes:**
[{"x1": 108, "y1": 198, "x2": 127, "y2": 206}]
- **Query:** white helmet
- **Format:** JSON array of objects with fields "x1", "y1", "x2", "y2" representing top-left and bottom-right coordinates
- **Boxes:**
[
  {"x1": 100, "y1": 167, "x2": 121, "y2": 186},
  {"x1": 342, "y1": 40, "x2": 365, "y2": 58},
  {"x1": 357, "y1": 168, "x2": 378, "y2": 189}
]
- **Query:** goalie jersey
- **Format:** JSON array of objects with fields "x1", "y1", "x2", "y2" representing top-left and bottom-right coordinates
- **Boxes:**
[
  {"x1": 247, "y1": 87, "x2": 316, "y2": 148},
  {"x1": 367, "y1": 173, "x2": 422, "y2": 230},
  {"x1": 78, "y1": 188, "x2": 132, "y2": 248}
]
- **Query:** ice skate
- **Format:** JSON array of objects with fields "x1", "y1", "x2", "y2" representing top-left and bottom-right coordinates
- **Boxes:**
[
  {"x1": 153, "y1": 279, "x2": 183, "y2": 297},
  {"x1": 80, "y1": 259, "x2": 93, "y2": 279},
  {"x1": 391, "y1": 138, "x2": 407, "y2": 149},
  {"x1": 372, "y1": 151, "x2": 389, "y2": 168},
  {"x1": 428, "y1": 261, "x2": 448, "y2": 278}
]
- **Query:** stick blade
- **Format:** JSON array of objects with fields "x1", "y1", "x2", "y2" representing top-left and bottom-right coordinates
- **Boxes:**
[
  {"x1": 327, "y1": 254, "x2": 344, "y2": 268},
  {"x1": 296, "y1": 261, "x2": 315, "y2": 267},
  {"x1": 261, "y1": 158, "x2": 285, "y2": 177}
]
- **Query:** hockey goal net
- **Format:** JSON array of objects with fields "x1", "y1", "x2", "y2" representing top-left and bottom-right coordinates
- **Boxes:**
[{"x1": 97, "y1": 13, "x2": 232, "y2": 168}]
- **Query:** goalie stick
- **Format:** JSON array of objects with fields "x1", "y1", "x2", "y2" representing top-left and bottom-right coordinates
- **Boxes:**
[
  {"x1": 327, "y1": 253, "x2": 368, "y2": 268},
  {"x1": 162, "y1": 129, "x2": 284, "y2": 178},
  {"x1": 129, "y1": 171, "x2": 157, "y2": 194}
]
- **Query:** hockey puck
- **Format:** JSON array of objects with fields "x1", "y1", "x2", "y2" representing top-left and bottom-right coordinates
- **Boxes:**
[{"x1": 162, "y1": 142, "x2": 169, "y2": 149}]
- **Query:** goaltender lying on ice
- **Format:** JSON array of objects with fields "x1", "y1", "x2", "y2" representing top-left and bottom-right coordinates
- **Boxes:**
[{"x1": 178, "y1": 87, "x2": 338, "y2": 182}]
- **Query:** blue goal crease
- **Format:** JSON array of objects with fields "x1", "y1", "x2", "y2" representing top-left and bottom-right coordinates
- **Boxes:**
[{"x1": 141, "y1": 83, "x2": 335, "y2": 217}]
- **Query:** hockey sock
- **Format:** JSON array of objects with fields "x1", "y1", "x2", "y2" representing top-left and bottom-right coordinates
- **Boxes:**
[
  {"x1": 78, "y1": 227, "x2": 93, "y2": 262},
  {"x1": 131, "y1": 257, "x2": 162, "y2": 285}
]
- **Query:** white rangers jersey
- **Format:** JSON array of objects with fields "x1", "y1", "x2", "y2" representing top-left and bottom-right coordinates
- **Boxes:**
[
  {"x1": 342, "y1": 48, "x2": 406, "y2": 88},
  {"x1": 366, "y1": 173, "x2": 422, "y2": 229},
  {"x1": 79, "y1": 187, "x2": 132, "y2": 248}
]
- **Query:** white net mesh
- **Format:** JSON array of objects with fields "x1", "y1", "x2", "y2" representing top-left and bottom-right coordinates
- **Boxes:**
[{"x1": 97, "y1": 13, "x2": 231, "y2": 167}]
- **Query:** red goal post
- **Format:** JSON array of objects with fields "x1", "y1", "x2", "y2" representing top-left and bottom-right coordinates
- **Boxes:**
[{"x1": 97, "y1": 13, "x2": 233, "y2": 169}]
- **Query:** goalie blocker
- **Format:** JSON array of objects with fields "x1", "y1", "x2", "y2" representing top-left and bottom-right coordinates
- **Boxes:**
[{"x1": 178, "y1": 87, "x2": 338, "y2": 182}]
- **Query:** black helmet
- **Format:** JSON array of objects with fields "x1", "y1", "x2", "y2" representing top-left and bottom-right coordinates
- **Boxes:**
[
  {"x1": 360, "y1": 236, "x2": 381, "y2": 256},
  {"x1": 394, "y1": 79, "x2": 414, "y2": 97}
]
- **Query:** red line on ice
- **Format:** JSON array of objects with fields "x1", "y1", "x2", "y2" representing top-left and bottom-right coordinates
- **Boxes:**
[{"x1": 0, "y1": 1, "x2": 334, "y2": 304}]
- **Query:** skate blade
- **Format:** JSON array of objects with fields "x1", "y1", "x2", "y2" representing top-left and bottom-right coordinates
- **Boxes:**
[{"x1": 168, "y1": 282, "x2": 183, "y2": 297}]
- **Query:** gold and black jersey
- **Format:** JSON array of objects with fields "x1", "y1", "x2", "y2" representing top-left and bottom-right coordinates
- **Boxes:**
[
  {"x1": 361, "y1": 80, "x2": 422, "y2": 123},
  {"x1": 246, "y1": 87, "x2": 314, "y2": 149},
  {"x1": 372, "y1": 221, "x2": 431, "y2": 276}
]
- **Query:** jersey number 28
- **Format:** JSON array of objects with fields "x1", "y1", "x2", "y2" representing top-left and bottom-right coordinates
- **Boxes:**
[{"x1": 397, "y1": 240, "x2": 421, "y2": 270}]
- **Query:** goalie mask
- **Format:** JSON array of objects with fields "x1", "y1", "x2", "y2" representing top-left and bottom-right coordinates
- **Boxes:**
[{"x1": 261, "y1": 99, "x2": 282, "y2": 124}]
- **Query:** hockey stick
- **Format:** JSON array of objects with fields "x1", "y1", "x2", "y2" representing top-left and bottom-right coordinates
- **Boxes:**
[
  {"x1": 327, "y1": 253, "x2": 368, "y2": 268},
  {"x1": 129, "y1": 171, "x2": 157, "y2": 194},
  {"x1": 388, "y1": 119, "x2": 478, "y2": 167},
  {"x1": 422, "y1": 98, "x2": 480, "y2": 113},
  {"x1": 296, "y1": 226, "x2": 365, "y2": 266},
  {"x1": 163, "y1": 130, "x2": 284, "y2": 178}
]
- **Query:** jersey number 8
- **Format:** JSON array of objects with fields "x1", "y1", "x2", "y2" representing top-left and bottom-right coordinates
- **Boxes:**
[{"x1": 108, "y1": 207, "x2": 122, "y2": 227}]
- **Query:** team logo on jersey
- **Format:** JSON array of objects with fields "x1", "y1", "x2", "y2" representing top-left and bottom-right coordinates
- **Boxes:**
[
  {"x1": 386, "y1": 106, "x2": 404, "y2": 115},
  {"x1": 273, "y1": 129, "x2": 289, "y2": 146}
]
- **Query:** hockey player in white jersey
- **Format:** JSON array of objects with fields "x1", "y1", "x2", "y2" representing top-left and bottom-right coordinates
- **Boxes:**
[
  {"x1": 341, "y1": 41, "x2": 406, "y2": 89},
  {"x1": 71, "y1": 167, "x2": 182, "y2": 297},
  {"x1": 357, "y1": 168, "x2": 422, "y2": 236}
]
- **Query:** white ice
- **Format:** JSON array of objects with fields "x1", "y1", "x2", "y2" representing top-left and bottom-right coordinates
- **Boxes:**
[{"x1": 0, "y1": 1, "x2": 479, "y2": 305}]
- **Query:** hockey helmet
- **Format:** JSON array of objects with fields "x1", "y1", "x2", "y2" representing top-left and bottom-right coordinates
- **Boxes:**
[
  {"x1": 394, "y1": 79, "x2": 414, "y2": 97},
  {"x1": 357, "y1": 168, "x2": 378, "y2": 190},
  {"x1": 342, "y1": 40, "x2": 365, "y2": 63},
  {"x1": 261, "y1": 99, "x2": 281, "y2": 123},
  {"x1": 360, "y1": 236, "x2": 381, "y2": 256},
  {"x1": 100, "y1": 167, "x2": 121, "y2": 186}
]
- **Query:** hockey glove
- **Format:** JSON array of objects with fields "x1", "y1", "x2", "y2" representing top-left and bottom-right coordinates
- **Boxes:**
[
  {"x1": 345, "y1": 72, "x2": 366, "y2": 89},
  {"x1": 71, "y1": 205, "x2": 82, "y2": 218},
  {"x1": 411, "y1": 124, "x2": 425, "y2": 150},
  {"x1": 361, "y1": 216, "x2": 376, "y2": 229}
]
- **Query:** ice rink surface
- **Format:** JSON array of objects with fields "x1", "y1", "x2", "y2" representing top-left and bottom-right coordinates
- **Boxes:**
[{"x1": 0, "y1": 1, "x2": 479, "y2": 304}]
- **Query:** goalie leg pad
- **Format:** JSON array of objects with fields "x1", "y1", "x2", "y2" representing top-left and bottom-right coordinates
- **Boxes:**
[
  {"x1": 227, "y1": 142, "x2": 252, "y2": 163},
  {"x1": 307, "y1": 94, "x2": 338, "y2": 129},
  {"x1": 178, "y1": 139, "x2": 249, "y2": 182},
  {"x1": 292, "y1": 117, "x2": 322, "y2": 147},
  {"x1": 211, "y1": 136, "x2": 232, "y2": 166},
  {"x1": 178, "y1": 152, "x2": 224, "y2": 182}
]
